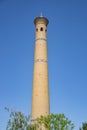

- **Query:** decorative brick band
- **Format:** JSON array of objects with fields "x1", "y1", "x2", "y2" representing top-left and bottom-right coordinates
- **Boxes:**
[
  {"x1": 35, "y1": 59, "x2": 48, "y2": 63},
  {"x1": 36, "y1": 38, "x2": 46, "y2": 41}
]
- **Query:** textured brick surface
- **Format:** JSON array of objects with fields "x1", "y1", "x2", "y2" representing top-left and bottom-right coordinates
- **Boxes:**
[{"x1": 31, "y1": 16, "x2": 50, "y2": 120}]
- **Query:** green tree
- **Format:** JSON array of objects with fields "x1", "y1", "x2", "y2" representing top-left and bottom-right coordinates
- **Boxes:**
[
  {"x1": 80, "y1": 122, "x2": 87, "y2": 130},
  {"x1": 5, "y1": 108, "x2": 38, "y2": 130},
  {"x1": 6, "y1": 108, "x2": 74, "y2": 130},
  {"x1": 6, "y1": 110, "x2": 29, "y2": 130},
  {"x1": 37, "y1": 114, "x2": 74, "y2": 130}
]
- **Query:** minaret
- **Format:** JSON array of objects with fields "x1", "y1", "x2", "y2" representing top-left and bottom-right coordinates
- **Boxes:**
[{"x1": 31, "y1": 14, "x2": 50, "y2": 122}]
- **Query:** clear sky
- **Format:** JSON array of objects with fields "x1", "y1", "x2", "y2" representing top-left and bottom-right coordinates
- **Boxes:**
[{"x1": 0, "y1": 0, "x2": 87, "y2": 129}]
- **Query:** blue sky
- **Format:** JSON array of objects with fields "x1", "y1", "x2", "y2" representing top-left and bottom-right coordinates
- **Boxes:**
[{"x1": 0, "y1": 0, "x2": 87, "y2": 129}]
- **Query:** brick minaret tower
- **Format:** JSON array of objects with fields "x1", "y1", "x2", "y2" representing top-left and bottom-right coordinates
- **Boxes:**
[{"x1": 31, "y1": 14, "x2": 50, "y2": 122}]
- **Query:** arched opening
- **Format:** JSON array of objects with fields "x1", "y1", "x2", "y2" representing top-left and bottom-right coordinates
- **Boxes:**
[
  {"x1": 40, "y1": 27, "x2": 43, "y2": 31},
  {"x1": 36, "y1": 28, "x2": 38, "y2": 32}
]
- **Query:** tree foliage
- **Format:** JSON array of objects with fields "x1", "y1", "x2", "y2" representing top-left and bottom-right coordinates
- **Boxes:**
[
  {"x1": 6, "y1": 108, "x2": 74, "y2": 130},
  {"x1": 37, "y1": 114, "x2": 74, "y2": 130},
  {"x1": 80, "y1": 122, "x2": 87, "y2": 130},
  {"x1": 5, "y1": 108, "x2": 29, "y2": 130}
]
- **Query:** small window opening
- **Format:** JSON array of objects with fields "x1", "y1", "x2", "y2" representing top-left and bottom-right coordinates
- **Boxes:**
[
  {"x1": 40, "y1": 27, "x2": 43, "y2": 31},
  {"x1": 36, "y1": 28, "x2": 38, "y2": 32}
]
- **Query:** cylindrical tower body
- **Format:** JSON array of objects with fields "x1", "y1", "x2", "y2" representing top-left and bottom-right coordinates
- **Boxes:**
[{"x1": 31, "y1": 16, "x2": 50, "y2": 122}]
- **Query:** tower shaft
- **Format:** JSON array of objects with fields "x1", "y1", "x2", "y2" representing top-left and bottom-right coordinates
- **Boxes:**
[{"x1": 31, "y1": 16, "x2": 50, "y2": 121}]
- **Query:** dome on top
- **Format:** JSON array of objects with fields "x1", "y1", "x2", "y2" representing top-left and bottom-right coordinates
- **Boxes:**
[{"x1": 34, "y1": 15, "x2": 49, "y2": 26}]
